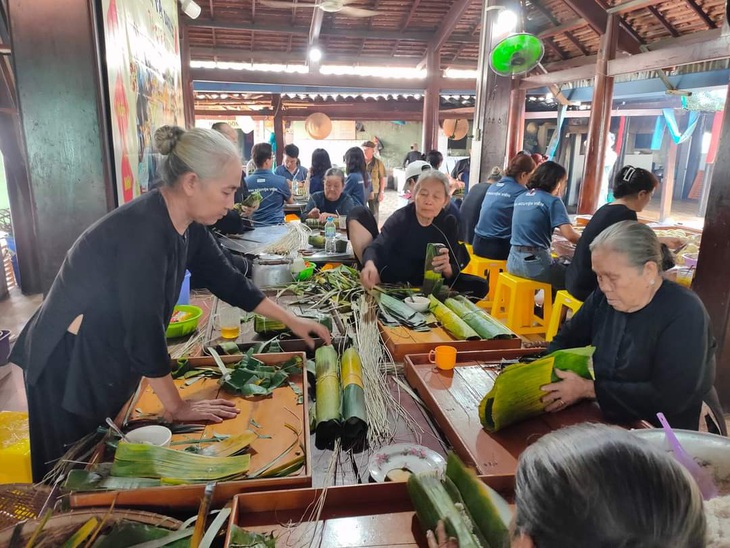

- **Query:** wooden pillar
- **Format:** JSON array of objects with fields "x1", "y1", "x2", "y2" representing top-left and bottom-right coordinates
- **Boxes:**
[
  {"x1": 272, "y1": 94, "x2": 284, "y2": 166},
  {"x1": 179, "y1": 20, "x2": 196, "y2": 128},
  {"x1": 693, "y1": 82, "x2": 730, "y2": 409},
  {"x1": 507, "y1": 83, "x2": 526, "y2": 160},
  {"x1": 10, "y1": 0, "x2": 114, "y2": 293},
  {"x1": 577, "y1": 14, "x2": 618, "y2": 214},
  {"x1": 422, "y1": 49, "x2": 441, "y2": 153},
  {"x1": 659, "y1": 140, "x2": 677, "y2": 222},
  {"x1": 471, "y1": 0, "x2": 512, "y2": 184}
]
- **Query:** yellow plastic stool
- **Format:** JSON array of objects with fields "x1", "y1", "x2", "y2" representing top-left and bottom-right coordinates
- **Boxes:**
[
  {"x1": 0, "y1": 411, "x2": 31, "y2": 484},
  {"x1": 284, "y1": 214, "x2": 301, "y2": 223},
  {"x1": 490, "y1": 272, "x2": 553, "y2": 336},
  {"x1": 461, "y1": 245, "x2": 507, "y2": 308},
  {"x1": 546, "y1": 290, "x2": 584, "y2": 342}
]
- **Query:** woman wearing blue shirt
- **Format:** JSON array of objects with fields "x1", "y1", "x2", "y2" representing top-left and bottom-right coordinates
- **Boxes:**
[
  {"x1": 307, "y1": 148, "x2": 332, "y2": 194},
  {"x1": 473, "y1": 154, "x2": 536, "y2": 259},
  {"x1": 343, "y1": 147, "x2": 370, "y2": 207},
  {"x1": 508, "y1": 161, "x2": 580, "y2": 287}
]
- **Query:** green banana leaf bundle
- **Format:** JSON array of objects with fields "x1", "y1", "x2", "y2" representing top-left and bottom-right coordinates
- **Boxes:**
[
  {"x1": 447, "y1": 296, "x2": 514, "y2": 339},
  {"x1": 479, "y1": 347, "x2": 595, "y2": 432},
  {"x1": 429, "y1": 295, "x2": 479, "y2": 340},
  {"x1": 376, "y1": 291, "x2": 429, "y2": 330}
]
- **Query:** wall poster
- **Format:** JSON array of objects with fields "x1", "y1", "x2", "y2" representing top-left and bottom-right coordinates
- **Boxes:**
[{"x1": 102, "y1": 0, "x2": 185, "y2": 204}]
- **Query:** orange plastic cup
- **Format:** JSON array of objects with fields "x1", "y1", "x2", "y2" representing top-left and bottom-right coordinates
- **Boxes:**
[{"x1": 428, "y1": 345, "x2": 457, "y2": 371}]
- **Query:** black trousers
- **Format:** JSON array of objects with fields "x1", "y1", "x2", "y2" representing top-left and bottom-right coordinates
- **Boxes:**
[
  {"x1": 25, "y1": 332, "x2": 99, "y2": 482},
  {"x1": 472, "y1": 235, "x2": 511, "y2": 260}
]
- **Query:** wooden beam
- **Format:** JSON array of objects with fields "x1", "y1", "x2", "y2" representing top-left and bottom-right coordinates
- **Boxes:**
[
  {"x1": 507, "y1": 84, "x2": 526, "y2": 160},
  {"x1": 520, "y1": 63, "x2": 596, "y2": 88},
  {"x1": 606, "y1": 0, "x2": 669, "y2": 15},
  {"x1": 525, "y1": 108, "x2": 666, "y2": 119},
  {"x1": 684, "y1": 0, "x2": 717, "y2": 29},
  {"x1": 543, "y1": 37, "x2": 568, "y2": 60},
  {"x1": 564, "y1": 31, "x2": 591, "y2": 56},
  {"x1": 659, "y1": 140, "x2": 677, "y2": 221},
  {"x1": 180, "y1": 8, "x2": 196, "y2": 128},
  {"x1": 427, "y1": 0, "x2": 476, "y2": 56},
  {"x1": 648, "y1": 6, "x2": 679, "y2": 37},
  {"x1": 190, "y1": 67, "x2": 476, "y2": 91},
  {"x1": 693, "y1": 84, "x2": 730, "y2": 409},
  {"x1": 538, "y1": 18, "x2": 587, "y2": 39},
  {"x1": 187, "y1": 18, "x2": 478, "y2": 43},
  {"x1": 608, "y1": 34, "x2": 730, "y2": 76},
  {"x1": 578, "y1": 13, "x2": 618, "y2": 214},
  {"x1": 422, "y1": 49, "x2": 441, "y2": 152},
  {"x1": 561, "y1": 0, "x2": 643, "y2": 54},
  {"x1": 272, "y1": 94, "x2": 284, "y2": 165}
]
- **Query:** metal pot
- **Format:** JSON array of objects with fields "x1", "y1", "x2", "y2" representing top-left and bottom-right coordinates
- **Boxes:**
[{"x1": 252, "y1": 255, "x2": 294, "y2": 288}]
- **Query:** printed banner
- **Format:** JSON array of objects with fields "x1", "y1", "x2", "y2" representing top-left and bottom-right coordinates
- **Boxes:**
[{"x1": 102, "y1": 0, "x2": 184, "y2": 204}]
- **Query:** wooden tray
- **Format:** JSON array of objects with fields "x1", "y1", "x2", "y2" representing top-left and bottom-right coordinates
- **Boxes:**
[
  {"x1": 70, "y1": 353, "x2": 311, "y2": 510},
  {"x1": 379, "y1": 320, "x2": 522, "y2": 362},
  {"x1": 404, "y1": 349, "x2": 621, "y2": 477},
  {"x1": 225, "y1": 480, "x2": 512, "y2": 548}
]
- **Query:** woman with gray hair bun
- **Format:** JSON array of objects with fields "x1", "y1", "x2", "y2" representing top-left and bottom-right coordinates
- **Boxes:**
[
  {"x1": 542, "y1": 221, "x2": 716, "y2": 431},
  {"x1": 511, "y1": 423, "x2": 706, "y2": 548},
  {"x1": 10, "y1": 125, "x2": 331, "y2": 482}
]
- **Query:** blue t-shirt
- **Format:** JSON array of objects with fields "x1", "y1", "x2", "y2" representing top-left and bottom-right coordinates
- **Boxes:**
[
  {"x1": 274, "y1": 164, "x2": 308, "y2": 182},
  {"x1": 474, "y1": 177, "x2": 527, "y2": 240},
  {"x1": 309, "y1": 174, "x2": 324, "y2": 194},
  {"x1": 344, "y1": 172, "x2": 366, "y2": 206},
  {"x1": 511, "y1": 189, "x2": 571, "y2": 249},
  {"x1": 245, "y1": 169, "x2": 292, "y2": 226}
]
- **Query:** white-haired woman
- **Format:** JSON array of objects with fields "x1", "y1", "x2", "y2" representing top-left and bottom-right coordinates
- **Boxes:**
[
  {"x1": 11, "y1": 126, "x2": 331, "y2": 482},
  {"x1": 541, "y1": 221, "x2": 715, "y2": 431},
  {"x1": 357, "y1": 170, "x2": 487, "y2": 297}
]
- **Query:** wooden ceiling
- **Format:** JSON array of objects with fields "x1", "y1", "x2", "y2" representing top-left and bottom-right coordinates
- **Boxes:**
[{"x1": 186, "y1": 0, "x2": 728, "y2": 71}]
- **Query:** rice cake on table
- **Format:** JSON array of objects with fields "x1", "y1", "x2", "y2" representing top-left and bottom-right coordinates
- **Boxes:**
[
  {"x1": 404, "y1": 349, "x2": 649, "y2": 478},
  {"x1": 69, "y1": 353, "x2": 311, "y2": 510}
]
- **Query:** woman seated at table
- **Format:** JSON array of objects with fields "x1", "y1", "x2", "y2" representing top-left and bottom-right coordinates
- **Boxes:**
[
  {"x1": 473, "y1": 153, "x2": 536, "y2": 260},
  {"x1": 507, "y1": 161, "x2": 580, "y2": 290},
  {"x1": 566, "y1": 165, "x2": 658, "y2": 301},
  {"x1": 541, "y1": 221, "x2": 715, "y2": 431},
  {"x1": 357, "y1": 170, "x2": 488, "y2": 297},
  {"x1": 301, "y1": 167, "x2": 356, "y2": 223}
]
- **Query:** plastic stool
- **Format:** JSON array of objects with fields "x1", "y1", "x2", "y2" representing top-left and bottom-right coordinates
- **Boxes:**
[
  {"x1": 285, "y1": 214, "x2": 301, "y2": 223},
  {"x1": 490, "y1": 272, "x2": 553, "y2": 336},
  {"x1": 546, "y1": 290, "x2": 583, "y2": 342},
  {"x1": 461, "y1": 245, "x2": 507, "y2": 308}
]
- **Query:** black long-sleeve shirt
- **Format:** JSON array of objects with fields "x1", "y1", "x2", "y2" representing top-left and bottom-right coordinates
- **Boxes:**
[
  {"x1": 547, "y1": 282, "x2": 715, "y2": 430},
  {"x1": 363, "y1": 202, "x2": 462, "y2": 285},
  {"x1": 11, "y1": 190, "x2": 265, "y2": 420}
]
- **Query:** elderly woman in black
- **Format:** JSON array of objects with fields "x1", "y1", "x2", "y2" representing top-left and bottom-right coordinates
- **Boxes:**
[
  {"x1": 12, "y1": 126, "x2": 330, "y2": 481},
  {"x1": 541, "y1": 221, "x2": 715, "y2": 430}
]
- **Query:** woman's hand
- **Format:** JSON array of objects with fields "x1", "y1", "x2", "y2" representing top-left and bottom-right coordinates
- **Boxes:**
[
  {"x1": 360, "y1": 261, "x2": 381, "y2": 290},
  {"x1": 541, "y1": 369, "x2": 596, "y2": 412},
  {"x1": 308, "y1": 207, "x2": 321, "y2": 219},
  {"x1": 318, "y1": 212, "x2": 334, "y2": 224},
  {"x1": 240, "y1": 204, "x2": 258, "y2": 218},
  {"x1": 288, "y1": 316, "x2": 332, "y2": 348},
  {"x1": 167, "y1": 399, "x2": 239, "y2": 423},
  {"x1": 431, "y1": 248, "x2": 453, "y2": 278},
  {"x1": 427, "y1": 521, "x2": 458, "y2": 548}
]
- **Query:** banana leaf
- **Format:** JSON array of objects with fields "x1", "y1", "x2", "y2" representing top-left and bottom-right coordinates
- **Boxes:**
[
  {"x1": 479, "y1": 347, "x2": 595, "y2": 432},
  {"x1": 221, "y1": 356, "x2": 302, "y2": 397},
  {"x1": 229, "y1": 526, "x2": 276, "y2": 548},
  {"x1": 94, "y1": 523, "x2": 190, "y2": 548},
  {"x1": 429, "y1": 296, "x2": 479, "y2": 340},
  {"x1": 376, "y1": 292, "x2": 429, "y2": 330},
  {"x1": 450, "y1": 296, "x2": 514, "y2": 339},
  {"x1": 63, "y1": 469, "x2": 162, "y2": 492}
]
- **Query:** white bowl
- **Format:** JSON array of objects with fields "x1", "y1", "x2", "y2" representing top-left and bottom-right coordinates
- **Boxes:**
[
  {"x1": 632, "y1": 429, "x2": 730, "y2": 495},
  {"x1": 125, "y1": 425, "x2": 172, "y2": 447},
  {"x1": 404, "y1": 295, "x2": 430, "y2": 313}
]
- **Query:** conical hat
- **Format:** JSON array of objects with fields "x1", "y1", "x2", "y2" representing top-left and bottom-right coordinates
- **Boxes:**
[
  {"x1": 305, "y1": 112, "x2": 333, "y2": 140},
  {"x1": 443, "y1": 119, "x2": 469, "y2": 141}
]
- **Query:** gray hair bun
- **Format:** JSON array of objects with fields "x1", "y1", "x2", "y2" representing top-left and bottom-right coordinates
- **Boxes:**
[{"x1": 154, "y1": 125, "x2": 185, "y2": 156}]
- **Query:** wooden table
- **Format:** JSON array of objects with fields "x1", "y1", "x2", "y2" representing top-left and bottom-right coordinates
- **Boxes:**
[
  {"x1": 284, "y1": 200, "x2": 308, "y2": 213},
  {"x1": 404, "y1": 349, "x2": 647, "y2": 479}
]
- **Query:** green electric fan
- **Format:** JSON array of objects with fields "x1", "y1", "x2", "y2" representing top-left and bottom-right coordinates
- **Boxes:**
[{"x1": 489, "y1": 33, "x2": 544, "y2": 77}]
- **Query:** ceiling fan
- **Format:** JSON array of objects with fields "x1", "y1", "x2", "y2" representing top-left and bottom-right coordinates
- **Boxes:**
[{"x1": 259, "y1": 0, "x2": 381, "y2": 18}]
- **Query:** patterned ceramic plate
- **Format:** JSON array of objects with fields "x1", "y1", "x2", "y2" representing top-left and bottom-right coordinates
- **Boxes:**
[{"x1": 368, "y1": 443, "x2": 446, "y2": 483}]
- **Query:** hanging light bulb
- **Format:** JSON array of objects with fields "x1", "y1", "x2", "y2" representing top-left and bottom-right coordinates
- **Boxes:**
[
  {"x1": 496, "y1": 9, "x2": 518, "y2": 32},
  {"x1": 309, "y1": 47, "x2": 323, "y2": 63}
]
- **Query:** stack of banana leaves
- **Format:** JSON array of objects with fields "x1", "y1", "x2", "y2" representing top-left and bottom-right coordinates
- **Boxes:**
[
  {"x1": 279, "y1": 265, "x2": 363, "y2": 313},
  {"x1": 376, "y1": 292, "x2": 429, "y2": 331},
  {"x1": 408, "y1": 452, "x2": 511, "y2": 548},
  {"x1": 427, "y1": 295, "x2": 514, "y2": 340},
  {"x1": 171, "y1": 348, "x2": 303, "y2": 399},
  {"x1": 479, "y1": 347, "x2": 595, "y2": 432},
  {"x1": 313, "y1": 345, "x2": 368, "y2": 449}
]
